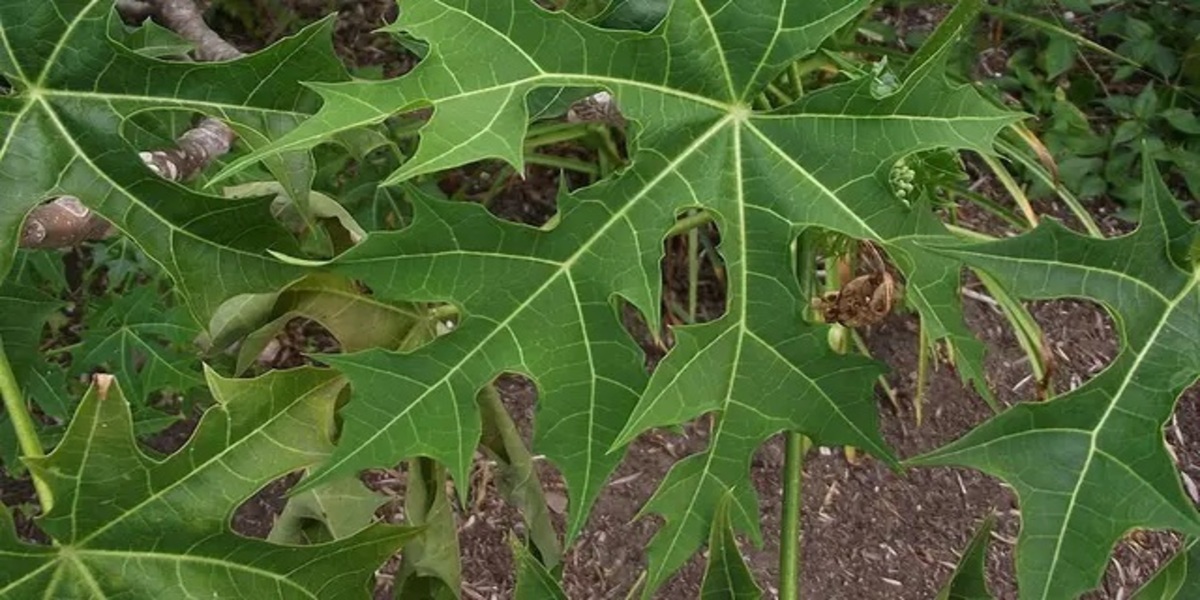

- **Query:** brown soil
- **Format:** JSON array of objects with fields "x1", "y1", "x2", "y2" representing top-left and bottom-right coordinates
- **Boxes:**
[{"x1": 1, "y1": 3, "x2": 1197, "y2": 600}]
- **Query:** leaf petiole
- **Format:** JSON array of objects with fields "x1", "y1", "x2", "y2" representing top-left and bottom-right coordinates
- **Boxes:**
[{"x1": 0, "y1": 339, "x2": 52, "y2": 512}]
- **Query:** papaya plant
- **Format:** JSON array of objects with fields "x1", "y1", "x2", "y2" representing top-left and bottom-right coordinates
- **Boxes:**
[{"x1": 0, "y1": 0, "x2": 1196, "y2": 599}]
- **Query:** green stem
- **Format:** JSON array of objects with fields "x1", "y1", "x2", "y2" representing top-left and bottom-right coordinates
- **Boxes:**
[
  {"x1": 525, "y1": 153, "x2": 600, "y2": 176},
  {"x1": 995, "y1": 138, "x2": 1104, "y2": 238},
  {"x1": 765, "y1": 82, "x2": 793, "y2": 107},
  {"x1": 978, "y1": 153, "x2": 1039, "y2": 229},
  {"x1": 974, "y1": 269, "x2": 1050, "y2": 398},
  {"x1": 780, "y1": 232, "x2": 818, "y2": 600},
  {"x1": 780, "y1": 432, "x2": 804, "y2": 598},
  {"x1": 789, "y1": 60, "x2": 805, "y2": 98},
  {"x1": 524, "y1": 121, "x2": 596, "y2": 148},
  {"x1": 0, "y1": 341, "x2": 52, "y2": 512},
  {"x1": 915, "y1": 323, "x2": 931, "y2": 426},
  {"x1": 666, "y1": 210, "x2": 714, "y2": 238},
  {"x1": 687, "y1": 216, "x2": 700, "y2": 323},
  {"x1": 946, "y1": 223, "x2": 995, "y2": 241},
  {"x1": 950, "y1": 185, "x2": 1029, "y2": 231}
]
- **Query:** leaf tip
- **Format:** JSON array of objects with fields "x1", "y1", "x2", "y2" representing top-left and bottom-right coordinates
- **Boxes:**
[{"x1": 93, "y1": 373, "x2": 115, "y2": 401}]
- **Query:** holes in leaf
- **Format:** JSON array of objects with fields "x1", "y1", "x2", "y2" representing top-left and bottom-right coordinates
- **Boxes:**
[
  {"x1": 618, "y1": 210, "x2": 727, "y2": 367},
  {"x1": 230, "y1": 471, "x2": 303, "y2": 539},
  {"x1": 0, "y1": 471, "x2": 51, "y2": 545},
  {"x1": 434, "y1": 88, "x2": 629, "y2": 227},
  {"x1": 206, "y1": 1, "x2": 416, "y2": 76},
  {"x1": 1168, "y1": 388, "x2": 1200, "y2": 508},
  {"x1": 661, "y1": 209, "x2": 726, "y2": 327},
  {"x1": 1024, "y1": 299, "x2": 1116, "y2": 397},
  {"x1": 963, "y1": 289, "x2": 1117, "y2": 404}
]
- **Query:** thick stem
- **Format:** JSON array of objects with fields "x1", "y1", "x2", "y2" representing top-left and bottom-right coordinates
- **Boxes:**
[
  {"x1": 780, "y1": 433, "x2": 805, "y2": 599},
  {"x1": 20, "y1": 118, "x2": 237, "y2": 249},
  {"x1": 139, "y1": 117, "x2": 236, "y2": 182},
  {"x1": 155, "y1": 0, "x2": 244, "y2": 61},
  {"x1": 525, "y1": 153, "x2": 600, "y2": 176},
  {"x1": 0, "y1": 341, "x2": 53, "y2": 513},
  {"x1": 21, "y1": 197, "x2": 113, "y2": 249},
  {"x1": 780, "y1": 231, "x2": 819, "y2": 599},
  {"x1": 684, "y1": 210, "x2": 702, "y2": 322}
]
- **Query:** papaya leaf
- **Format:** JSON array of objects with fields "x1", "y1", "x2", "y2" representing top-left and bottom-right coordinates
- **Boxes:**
[
  {"x1": 512, "y1": 535, "x2": 569, "y2": 600},
  {"x1": 0, "y1": 1, "x2": 351, "y2": 323},
  {"x1": 0, "y1": 367, "x2": 416, "y2": 598},
  {"x1": 699, "y1": 492, "x2": 762, "y2": 599},
  {"x1": 478, "y1": 384, "x2": 562, "y2": 568},
  {"x1": 221, "y1": 1, "x2": 1018, "y2": 590},
  {"x1": 936, "y1": 516, "x2": 996, "y2": 600},
  {"x1": 232, "y1": 273, "x2": 439, "y2": 374},
  {"x1": 910, "y1": 161, "x2": 1200, "y2": 599},
  {"x1": 394, "y1": 458, "x2": 460, "y2": 600},
  {"x1": 267, "y1": 475, "x2": 387, "y2": 545},
  {"x1": 1131, "y1": 538, "x2": 1200, "y2": 600}
]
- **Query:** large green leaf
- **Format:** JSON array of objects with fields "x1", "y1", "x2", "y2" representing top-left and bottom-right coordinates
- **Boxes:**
[
  {"x1": 221, "y1": 0, "x2": 1017, "y2": 590},
  {"x1": 0, "y1": 1, "x2": 350, "y2": 322},
  {"x1": 0, "y1": 367, "x2": 415, "y2": 598},
  {"x1": 910, "y1": 161, "x2": 1200, "y2": 599}
]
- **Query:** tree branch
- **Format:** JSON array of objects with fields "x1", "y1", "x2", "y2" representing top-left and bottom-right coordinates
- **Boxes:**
[
  {"x1": 20, "y1": 198, "x2": 114, "y2": 250},
  {"x1": 139, "y1": 117, "x2": 236, "y2": 182},
  {"x1": 154, "y1": 0, "x2": 244, "y2": 62},
  {"x1": 20, "y1": 1, "x2": 242, "y2": 250},
  {"x1": 20, "y1": 117, "x2": 237, "y2": 249}
]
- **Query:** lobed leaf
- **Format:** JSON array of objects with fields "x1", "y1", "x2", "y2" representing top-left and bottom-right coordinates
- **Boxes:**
[
  {"x1": 220, "y1": 1, "x2": 1021, "y2": 591},
  {"x1": 910, "y1": 161, "x2": 1200, "y2": 599},
  {"x1": 0, "y1": 367, "x2": 415, "y2": 598}
]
